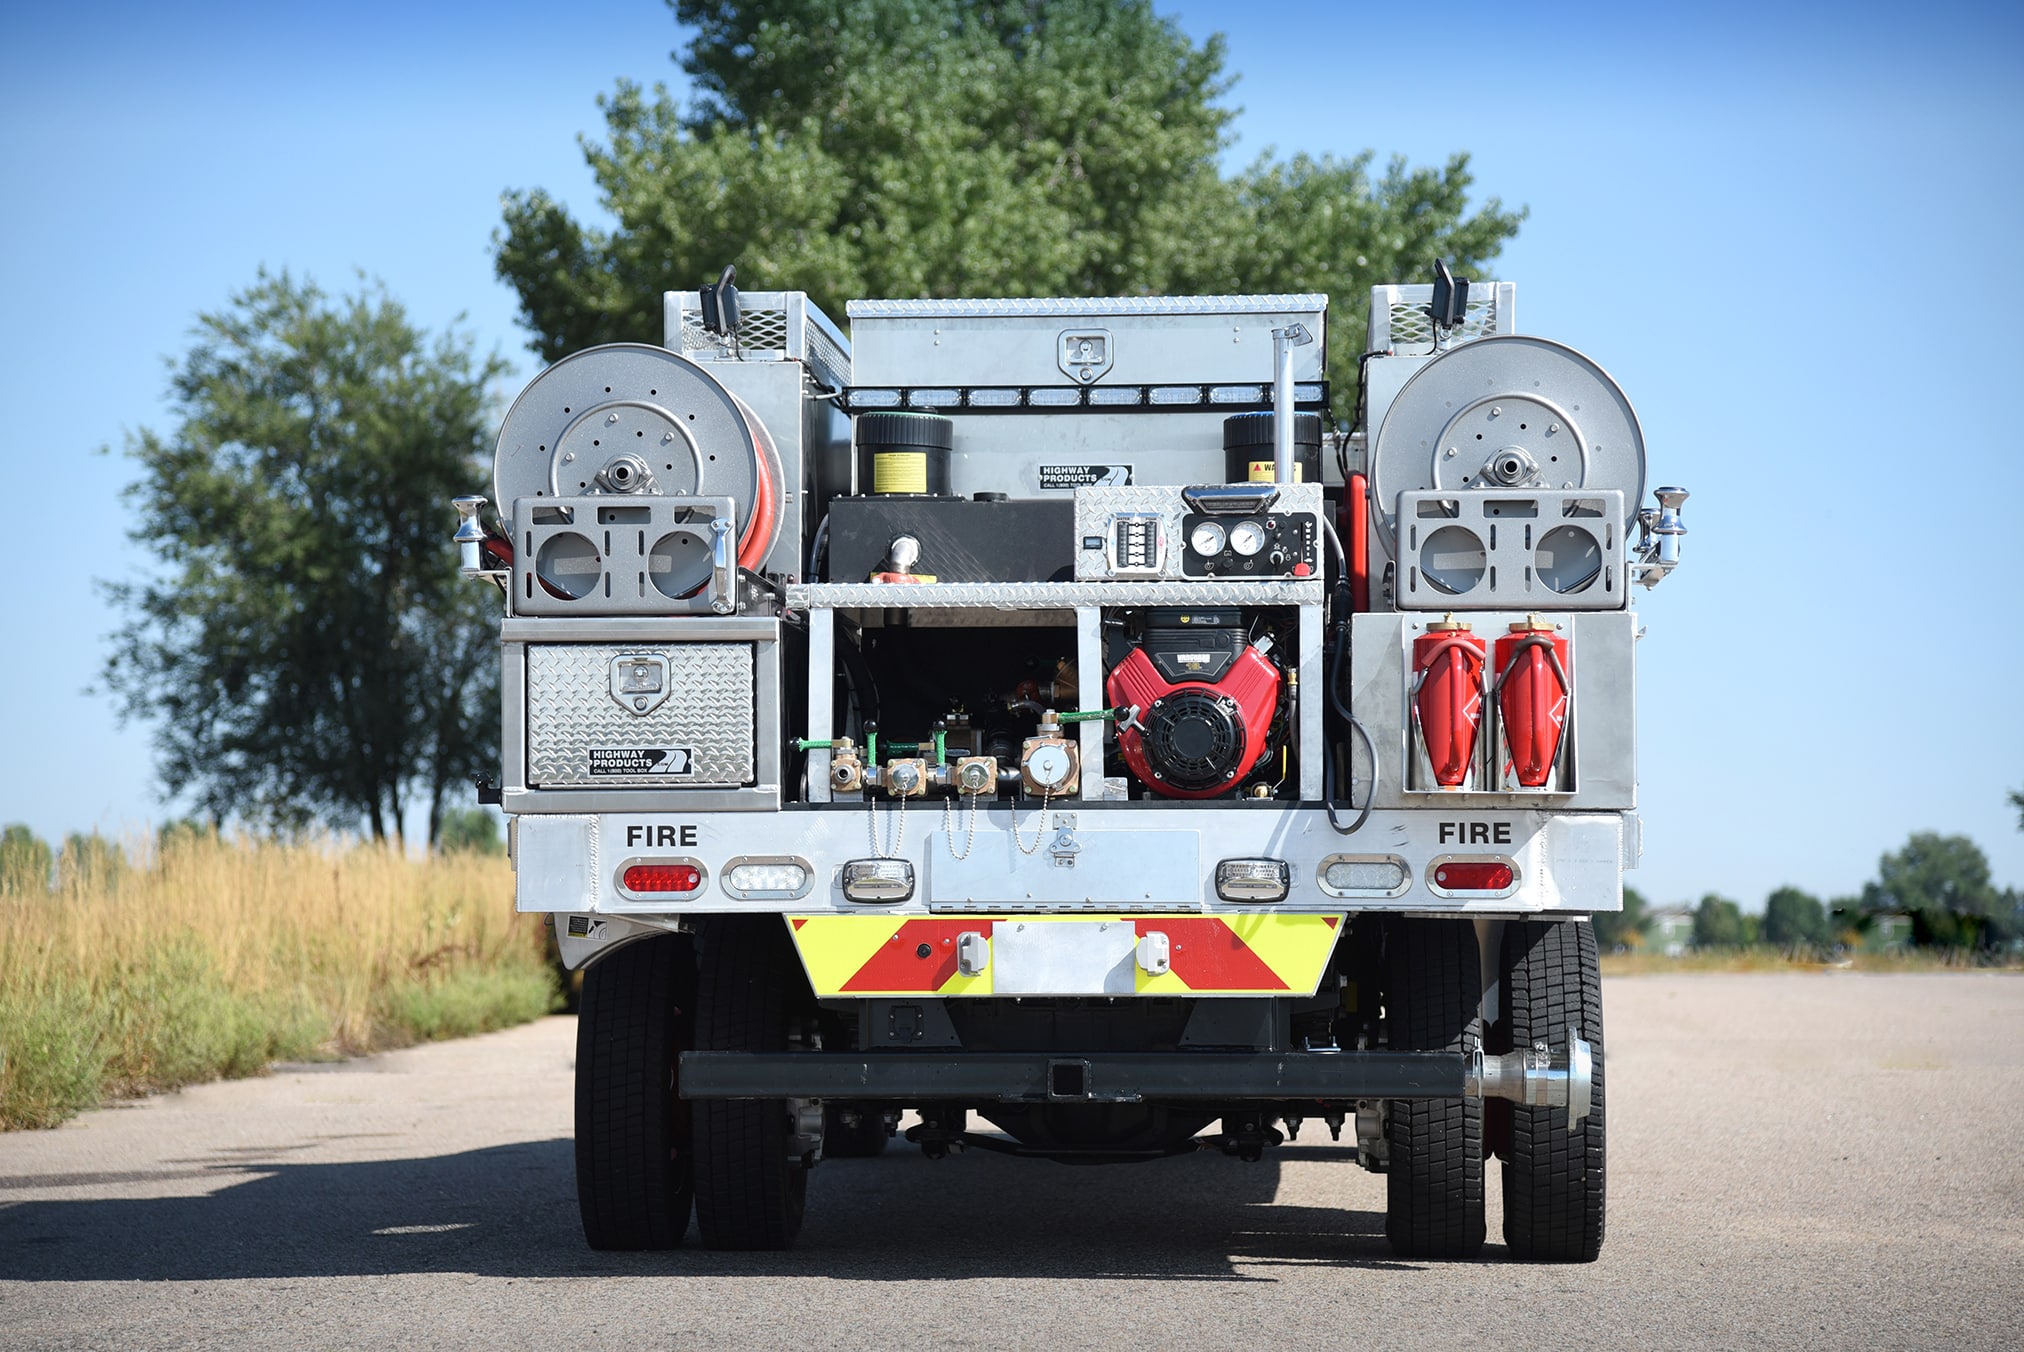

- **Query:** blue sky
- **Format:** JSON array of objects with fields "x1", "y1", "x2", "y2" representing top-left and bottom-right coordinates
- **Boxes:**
[{"x1": 3, "y1": 0, "x2": 2020, "y2": 907}]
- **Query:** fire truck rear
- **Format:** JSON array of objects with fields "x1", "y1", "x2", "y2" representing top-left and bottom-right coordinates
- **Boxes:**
[{"x1": 453, "y1": 269, "x2": 1687, "y2": 1260}]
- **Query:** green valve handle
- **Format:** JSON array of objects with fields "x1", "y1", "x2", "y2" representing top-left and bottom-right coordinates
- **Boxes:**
[
  {"x1": 794, "y1": 738, "x2": 835, "y2": 751},
  {"x1": 1056, "y1": 707, "x2": 1126, "y2": 724}
]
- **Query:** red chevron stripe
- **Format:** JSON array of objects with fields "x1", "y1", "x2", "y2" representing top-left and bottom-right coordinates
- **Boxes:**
[
  {"x1": 840, "y1": 918, "x2": 982, "y2": 992},
  {"x1": 1136, "y1": 918, "x2": 1288, "y2": 991}
]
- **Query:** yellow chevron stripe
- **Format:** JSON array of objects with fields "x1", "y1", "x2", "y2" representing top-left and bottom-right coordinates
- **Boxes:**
[
  {"x1": 785, "y1": 913, "x2": 1345, "y2": 998},
  {"x1": 787, "y1": 915, "x2": 903, "y2": 994}
]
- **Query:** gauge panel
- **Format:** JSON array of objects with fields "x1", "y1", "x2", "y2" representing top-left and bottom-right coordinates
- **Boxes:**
[{"x1": 1180, "y1": 511, "x2": 1319, "y2": 578}]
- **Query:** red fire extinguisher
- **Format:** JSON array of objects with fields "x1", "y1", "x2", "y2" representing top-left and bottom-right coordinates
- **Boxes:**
[
  {"x1": 1495, "y1": 616, "x2": 1570, "y2": 789},
  {"x1": 1412, "y1": 618, "x2": 1486, "y2": 789}
]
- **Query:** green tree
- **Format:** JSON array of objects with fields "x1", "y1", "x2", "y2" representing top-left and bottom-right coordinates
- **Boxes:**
[
  {"x1": 2009, "y1": 786, "x2": 2023, "y2": 831},
  {"x1": 1691, "y1": 893, "x2": 1747, "y2": 949},
  {"x1": 102, "y1": 272, "x2": 507, "y2": 845},
  {"x1": 438, "y1": 806, "x2": 505, "y2": 856},
  {"x1": 1862, "y1": 829, "x2": 2007, "y2": 947},
  {"x1": 1859, "y1": 832, "x2": 2003, "y2": 949},
  {"x1": 494, "y1": 0, "x2": 1523, "y2": 422},
  {"x1": 1762, "y1": 885, "x2": 1830, "y2": 950},
  {"x1": 1591, "y1": 883, "x2": 1649, "y2": 950},
  {"x1": 0, "y1": 824, "x2": 53, "y2": 894}
]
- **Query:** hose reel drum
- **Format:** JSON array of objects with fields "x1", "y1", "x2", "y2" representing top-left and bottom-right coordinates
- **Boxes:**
[
  {"x1": 492, "y1": 343, "x2": 783, "y2": 609},
  {"x1": 1371, "y1": 336, "x2": 1645, "y2": 609}
]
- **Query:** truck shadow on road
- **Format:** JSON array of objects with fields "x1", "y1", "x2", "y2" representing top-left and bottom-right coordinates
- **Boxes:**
[{"x1": 0, "y1": 1137, "x2": 1472, "y2": 1282}]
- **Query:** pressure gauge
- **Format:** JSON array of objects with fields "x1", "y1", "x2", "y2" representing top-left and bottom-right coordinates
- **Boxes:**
[
  {"x1": 1228, "y1": 520, "x2": 1268, "y2": 557},
  {"x1": 1188, "y1": 520, "x2": 1228, "y2": 555}
]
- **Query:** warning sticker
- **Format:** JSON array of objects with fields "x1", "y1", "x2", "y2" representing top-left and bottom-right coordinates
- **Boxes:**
[
  {"x1": 588, "y1": 747, "x2": 694, "y2": 776},
  {"x1": 1039, "y1": 464, "x2": 1132, "y2": 490}
]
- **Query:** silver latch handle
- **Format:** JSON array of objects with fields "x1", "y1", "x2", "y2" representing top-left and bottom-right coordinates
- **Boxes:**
[
  {"x1": 710, "y1": 517, "x2": 737, "y2": 614},
  {"x1": 452, "y1": 496, "x2": 489, "y2": 576}
]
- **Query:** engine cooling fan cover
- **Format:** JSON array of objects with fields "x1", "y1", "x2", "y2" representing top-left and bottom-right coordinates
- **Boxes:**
[{"x1": 1142, "y1": 690, "x2": 1246, "y2": 791}]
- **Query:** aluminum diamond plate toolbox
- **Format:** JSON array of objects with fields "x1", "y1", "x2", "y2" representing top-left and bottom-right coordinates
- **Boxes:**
[{"x1": 527, "y1": 643, "x2": 755, "y2": 787}]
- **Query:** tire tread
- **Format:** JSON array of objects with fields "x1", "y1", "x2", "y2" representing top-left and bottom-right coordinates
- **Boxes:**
[
  {"x1": 1501, "y1": 919, "x2": 1606, "y2": 1262},
  {"x1": 574, "y1": 934, "x2": 694, "y2": 1250},
  {"x1": 692, "y1": 917, "x2": 807, "y2": 1251},
  {"x1": 1384, "y1": 918, "x2": 1486, "y2": 1259}
]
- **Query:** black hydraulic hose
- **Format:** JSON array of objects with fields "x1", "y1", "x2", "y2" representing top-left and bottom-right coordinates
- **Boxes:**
[
  {"x1": 807, "y1": 512, "x2": 830, "y2": 582},
  {"x1": 1318, "y1": 510, "x2": 1375, "y2": 834},
  {"x1": 835, "y1": 624, "x2": 880, "y2": 731}
]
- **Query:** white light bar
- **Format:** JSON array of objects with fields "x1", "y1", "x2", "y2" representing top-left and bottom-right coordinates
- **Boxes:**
[
  {"x1": 1028, "y1": 387, "x2": 1082, "y2": 406},
  {"x1": 1088, "y1": 386, "x2": 1143, "y2": 406},
  {"x1": 722, "y1": 856, "x2": 814, "y2": 901},
  {"x1": 852, "y1": 389, "x2": 902, "y2": 407},
  {"x1": 969, "y1": 388, "x2": 1022, "y2": 407},
  {"x1": 1149, "y1": 385, "x2": 1203, "y2": 405},
  {"x1": 1318, "y1": 855, "x2": 1411, "y2": 898},
  {"x1": 909, "y1": 389, "x2": 960, "y2": 407},
  {"x1": 1210, "y1": 384, "x2": 1266, "y2": 404}
]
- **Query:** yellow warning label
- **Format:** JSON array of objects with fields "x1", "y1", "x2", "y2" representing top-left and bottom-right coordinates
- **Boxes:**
[
  {"x1": 872, "y1": 451, "x2": 929, "y2": 494},
  {"x1": 1246, "y1": 459, "x2": 1303, "y2": 483}
]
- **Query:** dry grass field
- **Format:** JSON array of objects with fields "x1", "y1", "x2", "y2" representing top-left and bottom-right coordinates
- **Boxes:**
[{"x1": 0, "y1": 833, "x2": 554, "y2": 1130}]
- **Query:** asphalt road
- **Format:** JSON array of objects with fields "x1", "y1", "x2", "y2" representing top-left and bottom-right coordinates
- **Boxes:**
[{"x1": 2, "y1": 973, "x2": 2020, "y2": 1350}]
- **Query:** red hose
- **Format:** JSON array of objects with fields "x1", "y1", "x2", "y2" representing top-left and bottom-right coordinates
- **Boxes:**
[
  {"x1": 738, "y1": 449, "x2": 775, "y2": 571},
  {"x1": 734, "y1": 398, "x2": 779, "y2": 572},
  {"x1": 1348, "y1": 471, "x2": 1370, "y2": 612}
]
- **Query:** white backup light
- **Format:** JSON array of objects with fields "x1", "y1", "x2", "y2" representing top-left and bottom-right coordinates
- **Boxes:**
[{"x1": 840, "y1": 858, "x2": 915, "y2": 903}]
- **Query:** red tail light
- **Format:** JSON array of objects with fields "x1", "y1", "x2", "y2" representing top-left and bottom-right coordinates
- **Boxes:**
[
  {"x1": 623, "y1": 863, "x2": 702, "y2": 893},
  {"x1": 1433, "y1": 861, "x2": 1514, "y2": 891}
]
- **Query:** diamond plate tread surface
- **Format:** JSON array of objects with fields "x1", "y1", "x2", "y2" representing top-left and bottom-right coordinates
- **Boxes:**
[{"x1": 528, "y1": 644, "x2": 754, "y2": 786}]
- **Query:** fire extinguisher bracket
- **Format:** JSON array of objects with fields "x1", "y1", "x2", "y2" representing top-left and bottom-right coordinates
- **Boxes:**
[{"x1": 1401, "y1": 613, "x2": 1577, "y2": 799}]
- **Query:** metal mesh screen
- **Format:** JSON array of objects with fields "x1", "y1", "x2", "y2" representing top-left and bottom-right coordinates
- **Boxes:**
[
  {"x1": 680, "y1": 304, "x2": 791, "y2": 356},
  {"x1": 1385, "y1": 296, "x2": 1503, "y2": 354}
]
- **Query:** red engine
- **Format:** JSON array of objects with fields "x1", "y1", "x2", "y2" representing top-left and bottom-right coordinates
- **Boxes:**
[{"x1": 1105, "y1": 608, "x2": 1282, "y2": 799}]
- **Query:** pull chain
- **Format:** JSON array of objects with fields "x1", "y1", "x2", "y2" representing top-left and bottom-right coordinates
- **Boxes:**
[
  {"x1": 868, "y1": 789, "x2": 906, "y2": 858},
  {"x1": 942, "y1": 790, "x2": 982, "y2": 860},
  {"x1": 1013, "y1": 785, "x2": 1055, "y2": 856}
]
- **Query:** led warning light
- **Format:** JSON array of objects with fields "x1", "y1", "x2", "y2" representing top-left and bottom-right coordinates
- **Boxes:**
[
  {"x1": 622, "y1": 863, "x2": 703, "y2": 894},
  {"x1": 722, "y1": 858, "x2": 813, "y2": 900}
]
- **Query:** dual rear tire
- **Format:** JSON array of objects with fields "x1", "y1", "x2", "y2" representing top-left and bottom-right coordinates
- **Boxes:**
[
  {"x1": 573, "y1": 918, "x2": 810, "y2": 1252},
  {"x1": 1382, "y1": 916, "x2": 1605, "y2": 1263}
]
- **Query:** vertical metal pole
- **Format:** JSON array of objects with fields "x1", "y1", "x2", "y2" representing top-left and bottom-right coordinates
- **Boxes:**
[
  {"x1": 1076, "y1": 604, "x2": 1104, "y2": 800},
  {"x1": 1297, "y1": 601, "x2": 1325, "y2": 801},
  {"x1": 807, "y1": 606, "x2": 835, "y2": 803},
  {"x1": 1270, "y1": 323, "x2": 1314, "y2": 484}
]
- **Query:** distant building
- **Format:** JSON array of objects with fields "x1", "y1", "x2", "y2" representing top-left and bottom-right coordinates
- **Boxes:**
[
  {"x1": 1866, "y1": 913, "x2": 1912, "y2": 952},
  {"x1": 1649, "y1": 907, "x2": 1695, "y2": 958}
]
